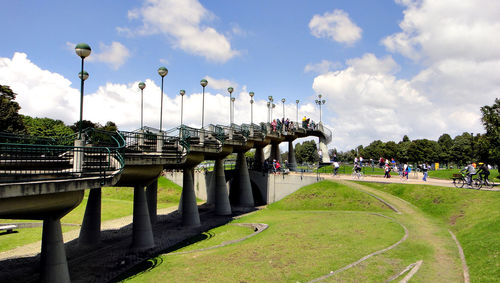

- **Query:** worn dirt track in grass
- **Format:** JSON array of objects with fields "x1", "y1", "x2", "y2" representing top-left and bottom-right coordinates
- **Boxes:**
[{"x1": 334, "y1": 178, "x2": 464, "y2": 282}]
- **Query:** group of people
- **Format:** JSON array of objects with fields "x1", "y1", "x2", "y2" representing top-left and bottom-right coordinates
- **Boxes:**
[
  {"x1": 263, "y1": 158, "x2": 282, "y2": 174},
  {"x1": 301, "y1": 116, "x2": 318, "y2": 130},
  {"x1": 270, "y1": 118, "x2": 295, "y2": 133}
]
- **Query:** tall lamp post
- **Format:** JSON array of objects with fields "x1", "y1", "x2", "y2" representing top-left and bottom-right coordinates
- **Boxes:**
[
  {"x1": 281, "y1": 98, "x2": 286, "y2": 120},
  {"x1": 138, "y1": 82, "x2": 146, "y2": 130},
  {"x1": 295, "y1": 99, "x2": 300, "y2": 124},
  {"x1": 315, "y1": 94, "x2": 326, "y2": 123},
  {"x1": 231, "y1": 97, "x2": 235, "y2": 124},
  {"x1": 158, "y1": 67, "x2": 168, "y2": 132},
  {"x1": 249, "y1": 92, "x2": 254, "y2": 124},
  {"x1": 75, "y1": 43, "x2": 91, "y2": 139},
  {"x1": 268, "y1": 96, "x2": 274, "y2": 121},
  {"x1": 200, "y1": 79, "x2": 208, "y2": 128},
  {"x1": 179, "y1": 90, "x2": 186, "y2": 125},
  {"x1": 266, "y1": 102, "x2": 271, "y2": 123},
  {"x1": 228, "y1": 87, "x2": 234, "y2": 125}
]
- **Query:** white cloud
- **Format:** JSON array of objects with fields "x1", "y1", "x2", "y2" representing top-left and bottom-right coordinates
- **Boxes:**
[
  {"x1": 304, "y1": 60, "x2": 342, "y2": 74},
  {"x1": 309, "y1": 9, "x2": 362, "y2": 45},
  {"x1": 87, "y1": 42, "x2": 131, "y2": 70},
  {"x1": 0, "y1": 53, "x2": 321, "y2": 135},
  {"x1": 383, "y1": 0, "x2": 500, "y2": 63},
  {"x1": 66, "y1": 41, "x2": 130, "y2": 70},
  {"x1": 311, "y1": 53, "x2": 490, "y2": 151},
  {"x1": 203, "y1": 76, "x2": 238, "y2": 92},
  {"x1": 123, "y1": 0, "x2": 239, "y2": 63}
]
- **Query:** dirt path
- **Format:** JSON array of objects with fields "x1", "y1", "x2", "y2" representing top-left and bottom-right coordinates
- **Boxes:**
[
  {"x1": 0, "y1": 206, "x2": 178, "y2": 261},
  {"x1": 332, "y1": 178, "x2": 464, "y2": 282}
]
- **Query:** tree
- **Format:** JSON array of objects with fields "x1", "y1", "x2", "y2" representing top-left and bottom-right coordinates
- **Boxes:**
[
  {"x1": 0, "y1": 85, "x2": 25, "y2": 133},
  {"x1": 480, "y1": 98, "x2": 500, "y2": 166},
  {"x1": 23, "y1": 116, "x2": 74, "y2": 139},
  {"x1": 295, "y1": 140, "x2": 319, "y2": 164},
  {"x1": 437, "y1": 134, "x2": 453, "y2": 167}
]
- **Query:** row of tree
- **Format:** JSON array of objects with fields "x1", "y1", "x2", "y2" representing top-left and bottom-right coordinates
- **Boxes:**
[
  {"x1": 0, "y1": 85, "x2": 117, "y2": 137},
  {"x1": 287, "y1": 99, "x2": 499, "y2": 167}
]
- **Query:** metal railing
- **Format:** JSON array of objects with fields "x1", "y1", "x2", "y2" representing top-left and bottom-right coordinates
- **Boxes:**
[{"x1": 0, "y1": 130, "x2": 124, "y2": 184}]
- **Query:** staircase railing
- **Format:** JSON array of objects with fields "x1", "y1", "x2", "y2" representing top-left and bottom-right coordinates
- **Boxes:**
[{"x1": 0, "y1": 130, "x2": 124, "y2": 184}]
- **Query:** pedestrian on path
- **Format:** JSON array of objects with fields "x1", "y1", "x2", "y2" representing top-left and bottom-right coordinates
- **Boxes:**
[{"x1": 422, "y1": 163, "x2": 429, "y2": 182}]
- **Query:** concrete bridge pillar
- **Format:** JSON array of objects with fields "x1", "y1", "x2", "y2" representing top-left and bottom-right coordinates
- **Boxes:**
[
  {"x1": 40, "y1": 216, "x2": 71, "y2": 283},
  {"x1": 230, "y1": 152, "x2": 254, "y2": 207},
  {"x1": 156, "y1": 135, "x2": 163, "y2": 153},
  {"x1": 287, "y1": 141, "x2": 297, "y2": 171},
  {"x1": 181, "y1": 167, "x2": 201, "y2": 227},
  {"x1": 254, "y1": 147, "x2": 264, "y2": 171},
  {"x1": 73, "y1": 139, "x2": 84, "y2": 173},
  {"x1": 146, "y1": 180, "x2": 158, "y2": 225},
  {"x1": 214, "y1": 159, "x2": 232, "y2": 215},
  {"x1": 132, "y1": 185, "x2": 155, "y2": 251},
  {"x1": 271, "y1": 142, "x2": 281, "y2": 163},
  {"x1": 319, "y1": 137, "x2": 330, "y2": 163},
  {"x1": 78, "y1": 188, "x2": 101, "y2": 247}
]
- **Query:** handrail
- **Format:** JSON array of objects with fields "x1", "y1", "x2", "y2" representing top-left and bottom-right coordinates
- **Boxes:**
[{"x1": 0, "y1": 130, "x2": 125, "y2": 184}]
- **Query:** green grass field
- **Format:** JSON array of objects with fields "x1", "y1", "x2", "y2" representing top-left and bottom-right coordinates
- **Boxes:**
[
  {"x1": 359, "y1": 182, "x2": 500, "y2": 282},
  {"x1": 0, "y1": 177, "x2": 183, "y2": 252},
  {"x1": 122, "y1": 180, "x2": 500, "y2": 282},
  {"x1": 124, "y1": 181, "x2": 407, "y2": 282}
]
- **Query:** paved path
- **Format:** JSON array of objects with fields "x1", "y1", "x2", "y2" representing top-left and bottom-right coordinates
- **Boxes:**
[{"x1": 0, "y1": 206, "x2": 178, "y2": 261}]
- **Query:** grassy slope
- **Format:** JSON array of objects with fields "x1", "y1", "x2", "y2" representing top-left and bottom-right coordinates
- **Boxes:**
[
  {"x1": 360, "y1": 182, "x2": 500, "y2": 282},
  {"x1": 0, "y1": 177, "x2": 183, "y2": 252},
  {"x1": 126, "y1": 181, "x2": 406, "y2": 282}
]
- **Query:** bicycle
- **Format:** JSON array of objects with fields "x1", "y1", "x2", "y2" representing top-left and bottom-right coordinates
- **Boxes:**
[
  {"x1": 478, "y1": 175, "x2": 496, "y2": 189},
  {"x1": 351, "y1": 168, "x2": 364, "y2": 180},
  {"x1": 452, "y1": 172, "x2": 482, "y2": 189}
]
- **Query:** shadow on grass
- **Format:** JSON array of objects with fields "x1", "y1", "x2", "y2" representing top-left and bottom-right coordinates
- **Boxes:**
[{"x1": 111, "y1": 231, "x2": 215, "y2": 282}]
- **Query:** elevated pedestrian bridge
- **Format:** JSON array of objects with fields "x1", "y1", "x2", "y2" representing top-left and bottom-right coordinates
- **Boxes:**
[{"x1": 0, "y1": 121, "x2": 332, "y2": 282}]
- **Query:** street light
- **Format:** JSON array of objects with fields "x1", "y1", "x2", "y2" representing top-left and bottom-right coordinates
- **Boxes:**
[
  {"x1": 179, "y1": 89, "x2": 186, "y2": 125},
  {"x1": 267, "y1": 102, "x2": 271, "y2": 123},
  {"x1": 200, "y1": 79, "x2": 208, "y2": 128},
  {"x1": 281, "y1": 98, "x2": 286, "y2": 120},
  {"x1": 315, "y1": 94, "x2": 326, "y2": 123},
  {"x1": 138, "y1": 82, "x2": 146, "y2": 129},
  {"x1": 268, "y1": 96, "x2": 274, "y2": 121},
  {"x1": 228, "y1": 87, "x2": 234, "y2": 125},
  {"x1": 295, "y1": 99, "x2": 299, "y2": 124},
  {"x1": 249, "y1": 92, "x2": 255, "y2": 124},
  {"x1": 75, "y1": 43, "x2": 91, "y2": 139},
  {"x1": 158, "y1": 67, "x2": 168, "y2": 132}
]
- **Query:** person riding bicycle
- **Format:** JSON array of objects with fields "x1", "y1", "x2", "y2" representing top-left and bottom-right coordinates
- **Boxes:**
[
  {"x1": 477, "y1": 162, "x2": 490, "y2": 183},
  {"x1": 460, "y1": 163, "x2": 476, "y2": 187},
  {"x1": 353, "y1": 162, "x2": 362, "y2": 173}
]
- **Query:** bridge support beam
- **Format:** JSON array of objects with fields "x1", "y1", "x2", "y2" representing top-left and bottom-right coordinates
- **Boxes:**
[
  {"x1": 271, "y1": 142, "x2": 281, "y2": 163},
  {"x1": 214, "y1": 159, "x2": 231, "y2": 215},
  {"x1": 254, "y1": 147, "x2": 264, "y2": 171},
  {"x1": 181, "y1": 167, "x2": 201, "y2": 227},
  {"x1": 40, "y1": 216, "x2": 71, "y2": 283},
  {"x1": 146, "y1": 180, "x2": 158, "y2": 225},
  {"x1": 231, "y1": 152, "x2": 254, "y2": 207},
  {"x1": 132, "y1": 185, "x2": 155, "y2": 251},
  {"x1": 287, "y1": 141, "x2": 297, "y2": 171},
  {"x1": 78, "y1": 188, "x2": 101, "y2": 247},
  {"x1": 319, "y1": 137, "x2": 330, "y2": 163}
]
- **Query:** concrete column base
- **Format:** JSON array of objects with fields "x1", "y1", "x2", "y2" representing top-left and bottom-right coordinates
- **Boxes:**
[
  {"x1": 181, "y1": 168, "x2": 201, "y2": 227},
  {"x1": 214, "y1": 159, "x2": 232, "y2": 215},
  {"x1": 146, "y1": 180, "x2": 158, "y2": 225},
  {"x1": 287, "y1": 141, "x2": 297, "y2": 171},
  {"x1": 40, "y1": 217, "x2": 71, "y2": 283},
  {"x1": 319, "y1": 137, "x2": 330, "y2": 163},
  {"x1": 78, "y1": 188, "x2": 101, "y2": 247},
  {"x1": 231, "y1": 152, "x2": 254, "y2": 207},
  {"x1": 132, "y1": 186, "x2": 155, "y2": 251}
]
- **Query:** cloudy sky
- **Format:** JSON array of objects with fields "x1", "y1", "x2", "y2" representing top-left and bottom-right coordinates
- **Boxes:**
[{"x1": 1, "y1": 0, "x2": 498, "y2": 151}]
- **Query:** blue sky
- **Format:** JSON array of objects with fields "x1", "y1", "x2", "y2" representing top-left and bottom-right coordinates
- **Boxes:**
[{"x1": 1, "y1": 0, "x2": 499, "y2": 151}]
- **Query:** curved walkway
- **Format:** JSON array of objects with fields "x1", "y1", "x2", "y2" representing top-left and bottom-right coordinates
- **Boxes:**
[{"x1": 331, "y1": 179, "x2": 465, "y2": 282}]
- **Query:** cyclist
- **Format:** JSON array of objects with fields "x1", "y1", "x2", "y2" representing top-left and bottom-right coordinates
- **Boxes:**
[
  {"x1": 477, "y1": 162, "x2": 490, "y2": 184},
  {"x1": 460, "y1": 163, "x2": 476, "y2": 187}
]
